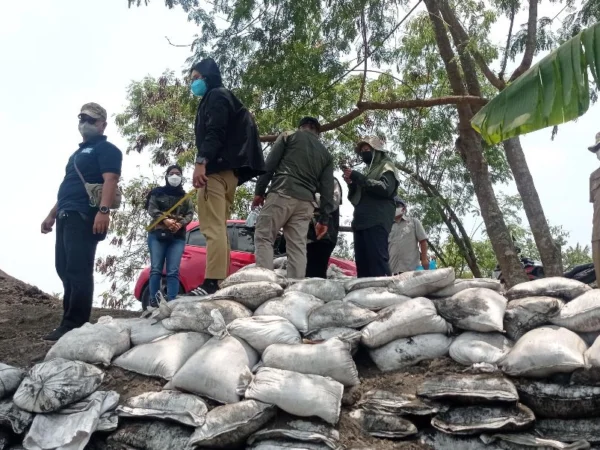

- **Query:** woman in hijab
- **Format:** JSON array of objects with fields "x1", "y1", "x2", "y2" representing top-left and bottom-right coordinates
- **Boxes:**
[
  {"x1": 146, "y1": 165, "x2": 195, "y2": 306},
  {"x1": 342, "y1": 136, "x2": 399, "y2": 278},
  {"x1": 306, "y1": 177, "x2": 343, "y2": 278}
]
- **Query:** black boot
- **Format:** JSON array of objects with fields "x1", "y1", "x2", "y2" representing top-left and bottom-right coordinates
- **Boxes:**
[{"x1": 194, "y1": 279, "x2": 220, "y2": 296}]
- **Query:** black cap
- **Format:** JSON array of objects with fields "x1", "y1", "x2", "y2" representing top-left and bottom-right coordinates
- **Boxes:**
[
  {"x1": 298, "y1": 116, "x2": 321, "y2": 132},
  {"x1": 394, "y1": 196, "x2": 406, "y2": 207}
]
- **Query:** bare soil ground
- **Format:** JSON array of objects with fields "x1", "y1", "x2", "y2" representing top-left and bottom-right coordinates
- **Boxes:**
[{"x1": 0, "y1": 269, "x2": 467, "y2": 449}]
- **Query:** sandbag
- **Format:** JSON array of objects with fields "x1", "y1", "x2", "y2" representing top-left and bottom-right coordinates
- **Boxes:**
[
  {"x1": 212, "y1": 281, "x2": 283, "y2": 310},
  {"x1": 349, "y1": 409, "x2": 418, "y2": 439},
  {"x1": 162, "y1": 299, "x2": 252, "y2": 333},
  {"x1": 551, "y1": 290, "x2": 600, "y2": 332},
  {"x1": 361, "y1": 298, "x2": 451, "y2": 349},
  {"x1": 504, "y1": 296, "x2": 564, "y2": 341},
  {"x1": 221, "y1": 267, "x2": 287, "y2": 288},
  {"x1": 392, "y1": 268, "x2": 455, "y2": 297},
  {"x1": 0, "y1": 400, "x2": 33, "y2": 435},
  {"x1": 246, "y1": 417, "x2": 340, "y2": 450},
  {"x1": 307, "y1": 300, "x2": 377, "y2": 331},
  {"x1": 187, "y1": 400, "x2": 276, "y2": 449},
  {"x1": 254, "y1": 292, "x2": 324, "y2": 333},
  {"x1": 102, "y1": 317, "x2": 174, "y2": 346},
  {"x1": 285, "y1": 279, "x2": 345, "y2": 302},
  {"x1": 227, "y1": 315, "x2": 301, "y2": 353},
  {"x1": 0, "y1": 363, "x2": 24, "y2": 399},
  {"x1": 506, "y1": 277, "x2": 591, "y2": 301},
  {"x1": 45, "y1": 320, "x2": 130, "y2": 365},
  {"x1": 22, "y1": 390, "x2": 119, "y2": 450},
  {"x1": 480, "y1": 433, "x2": 590, "y2": 449},
  {"x1": 357, "y1": 390, "x2": 446, "y2": 417},
  {"x1": 13, "y1": 359, "x2": 103, "y2": 413},
  {"x1": 430, "y1": 278, "x2": 502, "y2": 298},
  {"x1": 434, "y1": 288, "x2": 507, "y2": 333},
  {"x1": 171, "y1": 331, "x2": 259, "y2": 404},
  {"x1": 107, "y1": 420, "x2": 193, "y2": 450},
  {"x1": 116, "y1": 391, "x2": 208, "y2": 427},
  {"x1": 418, "y1": 374, "x2": 519, "y2": 404},
  {"x1": 585, "y1": 334, "x2": 600, "y2": 367},
  {"x1": 113, "y1": 332, "x2": 210, "y2": 380},
  {"x1": 369, "y1": 333, "x2": 453, "y2": 372},
  {"x1": 247, "y1": 440, "x2": 331, "y2": 450},
  {"x1": 342, "y1": 287, "x2": 410, "y2": 311},
  {"x1": 303, "y1": 328, "x2": 362, "y2": 354},
  {"x1": 500, "y1": 326, "x2": 588, "y2": 377},
  {"x1": 244, "y1": 367, "x2": 343, "y2": 425},
  {"x1": 517, "y1": 381, "x2": 600, "y2": 419},
  {"x1": 344, "y1": 276, "x2": 398, "y2": 293},
  {"x1": 535, "y1": 418, "x2": 600, "y2": 444},
  {"x1": 449, "y1": 332, "x2": 513, "y2": 367},
  {"x1": 261, "y1": 338, "x2": 359, "y2": 386}
]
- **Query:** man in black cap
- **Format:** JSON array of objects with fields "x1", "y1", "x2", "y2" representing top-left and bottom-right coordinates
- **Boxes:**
[
  {"x1": 189, "y1": 57, "x2": 265, "y2": 295},
  {"x1": 588, "y1": 132, "x2": 600, "y2": 282},
  {"x1": 253, "y1": 117, "x2": 334, "y2": 278}
]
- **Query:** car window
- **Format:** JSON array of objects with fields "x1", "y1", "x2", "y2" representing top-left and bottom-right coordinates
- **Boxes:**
[
  {"x1": 187, "y1": 228, "x2": 207, "y2": 247},
  {"x1": 234, "y1": 226, "x2": 255, "y2": 253}
]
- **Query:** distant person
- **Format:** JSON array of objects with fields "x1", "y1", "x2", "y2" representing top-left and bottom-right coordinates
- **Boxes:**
[
  {"x1": 306, "y1": 177, "x2": 343, "y2": 278},
  {"x1": 343, "y1": 136, "x2": 399, "y2": 278},
  {"x1": 190, "y1": 57, "x2": 265, "y2": 295},
  {"x1": 388, "y1": 197, "x2": 429, "y2": 274},
  {"x1": 253, "y1": 117, "x2": 334, "y2": 279},
  {"x1": 41, "y1": 103, "x2": 122, "y2": 341},
  {"x1": 145, "y1": 165, "x2": 194, "y2": 308},
  {"x1": 588, "y1": 132, "x2": 600, "y2": 282}
]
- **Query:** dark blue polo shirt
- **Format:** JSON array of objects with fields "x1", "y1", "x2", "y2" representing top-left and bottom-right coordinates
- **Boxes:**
[{"x1": 57, "y1": 135, "x2": 123, "y2": 214}]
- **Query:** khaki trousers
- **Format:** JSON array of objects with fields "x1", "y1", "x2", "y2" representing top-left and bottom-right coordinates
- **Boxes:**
[
  {"x1": 197, "y1": 170, "x2": 238, "y2": 280},
  {"x1": 254, "y1": 192, "x2": 315, "y2": 279},
  {"x1": 593, "y1": 240, "x2": 600, "y2": 284}
]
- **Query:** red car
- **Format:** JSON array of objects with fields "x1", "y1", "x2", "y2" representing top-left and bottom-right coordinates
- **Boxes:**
[{"x1": 134, "y1": 219, "x2": 357, "y2": 307}]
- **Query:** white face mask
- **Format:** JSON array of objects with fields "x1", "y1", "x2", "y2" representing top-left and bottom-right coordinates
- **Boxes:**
[
  {"x1": 78, "y1": 122, "x2": 101, "y2": 140},
  {"x1": 395, "y1": 207, "x2": 405, "y2": 217},
  {"x1": 167, "y1": 175, "x2": 182, "y2": 187}
]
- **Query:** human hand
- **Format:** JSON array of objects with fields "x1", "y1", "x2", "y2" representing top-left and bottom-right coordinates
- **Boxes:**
[
  {"x1": 93, "y1": 212, "x2": 110, "y2": 234},
  {"x1": 315, "y1": 223, "x2": 328, "y2": 240},
  {"x1": 252, "y1": 195, "x2": 265, "y2": 208},
  {"x1": 41, "y1": 215, "x2": 55, "y2": 234},
  {"x1": 172, "y1": 222, "x2": 183, "y2": 232},
  {"x1": 421, "y1": 255, "x2": 430, "y2": 270},
  {"x1": 192, "y1": 163, "x2": 208, "y2": 188}
]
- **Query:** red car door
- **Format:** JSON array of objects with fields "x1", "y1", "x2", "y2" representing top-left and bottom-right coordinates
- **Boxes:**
[{"x1": 229, "y1": 224, "x2": 256, "y2": 273}]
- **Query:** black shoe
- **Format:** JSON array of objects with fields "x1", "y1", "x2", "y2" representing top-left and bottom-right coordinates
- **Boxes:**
[
  {"x1": 199, "y1": 279, "x2": 220, "y2": 295},
  {"x1": 43, "y1": 326, "x2": 72, "y2": 342}
]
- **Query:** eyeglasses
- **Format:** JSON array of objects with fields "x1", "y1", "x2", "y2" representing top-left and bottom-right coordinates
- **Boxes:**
[{"x1": 78, "y1": 114, "x2": 98, "y2": 125}]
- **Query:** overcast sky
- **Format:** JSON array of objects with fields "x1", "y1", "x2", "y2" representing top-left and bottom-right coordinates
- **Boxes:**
[{"x1": 0, "y1": 0, "x2": 597, "y2": 301}]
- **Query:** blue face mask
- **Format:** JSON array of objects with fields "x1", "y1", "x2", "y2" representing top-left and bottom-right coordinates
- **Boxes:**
[{"x1": 191, "y1": 78, "x2": 207, "y2": 97}]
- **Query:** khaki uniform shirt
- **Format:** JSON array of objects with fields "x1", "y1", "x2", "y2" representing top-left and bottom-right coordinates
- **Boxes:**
[
  {"x1": 590, "y1": 167, "x2": 600, "y2": 241},
  {"x1": 388, "y1": 216, "x2": 428, "y2": 274}
]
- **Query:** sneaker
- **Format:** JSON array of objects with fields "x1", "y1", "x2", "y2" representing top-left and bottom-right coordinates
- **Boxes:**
[
  {"x1": 192, "y1": 279, "x2": 220, "y2": 296},
  {"x1": 43, "y1": 326, "x2": 72, "y2": 342}
]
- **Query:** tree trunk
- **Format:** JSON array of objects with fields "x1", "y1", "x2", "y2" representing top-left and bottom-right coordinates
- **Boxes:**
[{"x1": 503, "y1": 137, "x2": 563, "y2": 275}]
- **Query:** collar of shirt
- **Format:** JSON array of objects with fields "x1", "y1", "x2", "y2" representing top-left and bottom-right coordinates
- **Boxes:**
[
  {"x1": 394, "y1": 215, "x2": 411, "y2": 223},
  {"x1": 79, "y1": 135, "x2": 107, "y2": 148}
]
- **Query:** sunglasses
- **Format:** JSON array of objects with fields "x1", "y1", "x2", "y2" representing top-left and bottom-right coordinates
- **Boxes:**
[{"x1": 78, "y1": 114, "x2": 98, "y2": 125}]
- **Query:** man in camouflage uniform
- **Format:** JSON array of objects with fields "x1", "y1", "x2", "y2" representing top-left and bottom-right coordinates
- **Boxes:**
[
  {"x1": 589, "y1": 132, "x2": 600, "y2": 282},
  {"x1": 253, "y1": 117, "x2": 335, "y2": 279}
]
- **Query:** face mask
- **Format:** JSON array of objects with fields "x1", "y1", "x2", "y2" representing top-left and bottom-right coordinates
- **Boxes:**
[
  {"x1": 395, "y1": 207, "x2": 404, "y2": 217},
  {"x1": 361, "y1": 151, "x2": 373, "y2": 164},
  {"x1": 78, "y1": 122, "x2": 101, "y2": 140},
  {"x1": 167, "y1": 175, "x2": 182, "y2": 187},
  {"x1": 191, "y1": 79, "x2": 207, "y2": 97}
]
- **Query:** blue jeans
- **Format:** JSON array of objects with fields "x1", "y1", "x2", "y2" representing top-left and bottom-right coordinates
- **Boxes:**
[{"x1": 148, "y1": 232, "x2": 186, "y2": 302}]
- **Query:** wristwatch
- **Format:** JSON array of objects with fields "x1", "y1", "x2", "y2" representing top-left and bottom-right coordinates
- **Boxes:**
[
  {"x1": 99, "y1": 206, "x2": 110, "y2": 214},
  {"x1": 196, "y1": 156, "x2": 208, "y2": 165}
]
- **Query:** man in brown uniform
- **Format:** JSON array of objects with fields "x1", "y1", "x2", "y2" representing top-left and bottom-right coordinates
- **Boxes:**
[{"x1": 589, "y1": 132, "x2": 600, "y2": 282}]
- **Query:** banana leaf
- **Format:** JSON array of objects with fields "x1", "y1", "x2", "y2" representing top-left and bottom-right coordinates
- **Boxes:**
[{"x1": 471, "y1": 21, "x2": 600, "y2": 145}]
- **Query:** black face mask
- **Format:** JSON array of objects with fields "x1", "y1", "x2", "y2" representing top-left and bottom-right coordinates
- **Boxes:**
[{"x1": 360, "y1": 151, "x2": 373, "y2": 164}]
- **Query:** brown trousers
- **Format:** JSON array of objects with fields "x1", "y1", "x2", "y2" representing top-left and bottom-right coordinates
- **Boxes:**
[
  {"x1": 593, "y1": 240, "x2": 600, "y2": 284},
  {"x1": 254, "y1": 192, "x2": 314, "y2": 279},
  {"x1": 197, "y1": 170, "x2": 238, "y2": 280}
]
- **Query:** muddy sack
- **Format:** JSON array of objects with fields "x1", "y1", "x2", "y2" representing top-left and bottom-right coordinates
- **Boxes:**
[
  {"x1": 0, "y1": 363, "x2": 24, "y2": 399},
  {"x1": 517, "y1": 381, "x2": 600, "y2": 419},
  {"x1": 221, "y1": 267, "x2": 288, "y2": 288},
  {"x1": 248, "y1": 440, "x2": 332, "y2": 450},
  {"x1": 187, "y1": 400, "x2": 276, "y2": 449},
  {"x1": 254, "y1": 292, "x2": 324, "y2": 333},
  {"x1": 342, "y1": 287, "x2": 410, "y2": 311},
  {"x1": 369, "y1": 333, "x2": 453, "y2": 372},
  {"x1": 285, "y1": 279, "x2": 345, "y2": 302},
  {"x1": 261, "y1": 338, "x2": 359, "y2": 386},
  {"x1": 101, "y1": 317, "x2": 174, "y2": 346},
  {"x1": 0, "y1": 400, "x2": 33, "y2": 434},
  {"x1": 116, "y1": 391, "x2": 207, "y2": 427},
  {"x1": 349, "y1": 409, "x2": 418, "y2": 439},
  {"x1": 506, "y1": 277, "x2": 591, "y2": 301},
  {"x1": 430, "y1": 278, "x2": 502, "y2": 298},
  {"x1": 551, "y1": 290, "x2": 600, "y2": 332},
  {"x1": 13, "y1": 359, "x2": 103, "y2": 413},
  {"x1": 107, "y1": 419, "x2": 193, "y2": 450},
  {"x1": 357, "y1": 390, "x2": 446, "y2": 417},
  {"x1": 162, "y1": 299, "x2": 252, "y2": 333},
  {"x1": 247, "y1": 416, "x2": 340, "y2": 450},
  {"x1": 113, "y1": 332, "x2": 210, "y2": 380},
  {"x1": 504, "y1": 296, "x2": 564, "y2": 341},
  {"x1": 418, "y1": 374, "x2": 519, "y2": 404},
  {"x1": 361, "y1": 298, "x2": 451, "y2": 349},
  {"x1": 45, "y1": 319, "x2": 130, "y2": 366},
  {"x1": 500, "y1": 326, "x2": 588, "y2": 377},
  {"x1": 303, "y1": 328, "x2": 362, "y2": 354},
  {"x1": 434, "y1": 288, "x2": 507, "y2": 333},
  {"x1": 449, "y1": 332, "x2": 512, "y2": 367},
  {"x1": 535, "y1": 418, "x2": 600, "y2": 444},
  {"x1": 307, "y1": 300, "x2": 377, "y2": 331},
  {"x1": 392, "y1": 268, "x2": 455, "y2": 297},
  {"x1": 227, "y1": 316, "x2": 301, "y2": 353},
  {"x1": 244, "y1": 367, "x2": 343, "y2": 425},
  {"x1": 480, "y1": 433, "x2": 590, "y2": 449},
  {"x1": 212, "y1": 281, "x2": 283, "y2": 310}
]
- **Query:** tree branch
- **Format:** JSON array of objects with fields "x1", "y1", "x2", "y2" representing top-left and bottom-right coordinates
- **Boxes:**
[
  {"x1": 499, "y1": 5, "x2": 516, "y2": 82},
  {"x1": 509, "y1": 0, "x2": 538, "y2": 81},
  {"x1": 165, "y1": 36, "x2": 193, "y2": 47},
  {"x1": 258, "y1": 95, "x2": 488, "y2": 142},
  {"x1": 358, "y1": 8, "x2": 369, "y2": 103}
]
